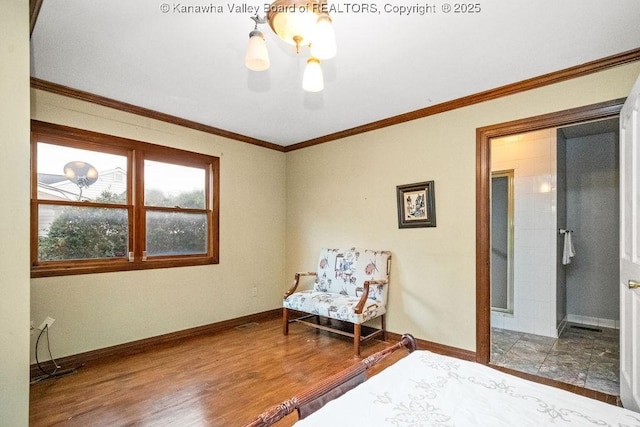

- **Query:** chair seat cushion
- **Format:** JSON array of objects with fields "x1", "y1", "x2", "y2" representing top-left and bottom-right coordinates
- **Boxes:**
[{"x1": 284, "y1": 290, "x2": 386, "y2": 324}]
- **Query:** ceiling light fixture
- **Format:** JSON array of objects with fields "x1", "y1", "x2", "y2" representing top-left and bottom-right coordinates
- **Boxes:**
[{"x1": 245, "y1": 0, "x2": 336, "y2": 92}]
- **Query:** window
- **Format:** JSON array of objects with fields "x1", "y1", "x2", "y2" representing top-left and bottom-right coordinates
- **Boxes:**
[{"x1": 31, "y1": 121, "x2": 219, "y2": 277}]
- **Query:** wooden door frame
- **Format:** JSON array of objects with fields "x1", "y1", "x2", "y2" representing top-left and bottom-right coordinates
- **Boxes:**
[{"x1": 475, "y1": 98, "x2": 625, "y2": 364}]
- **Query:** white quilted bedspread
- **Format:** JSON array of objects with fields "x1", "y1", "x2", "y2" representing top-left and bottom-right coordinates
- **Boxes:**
[{"x1": 295, "y1": 350, "x2": 640, "y2": 426}]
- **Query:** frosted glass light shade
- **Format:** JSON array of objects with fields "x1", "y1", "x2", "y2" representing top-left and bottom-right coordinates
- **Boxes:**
[
  {"x1": 310, "y1": 14, "x2": 336, "y2": 60},
  {"x1": 245, "y1": 31, "x2": 270, "y2": 71},
  {"x1": 302, "y1": 57, "x2": 323, "y2": 92},
  {"x1": 267, "y1": 0, "x2": 320, "y2": 48}
]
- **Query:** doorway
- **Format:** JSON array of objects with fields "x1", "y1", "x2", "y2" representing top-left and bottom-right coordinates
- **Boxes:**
[
  {"x1": 487, "y1": 120, "x2": 620, "y2": 394},
  {"x1": 475, "y1": 99, "x2": 625, "y2": 390}
]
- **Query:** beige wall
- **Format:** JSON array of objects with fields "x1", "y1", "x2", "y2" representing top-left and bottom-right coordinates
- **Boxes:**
[
  {"x1": 25, "y1": 59, "x2": 640, "y2": 376},
  {"x1": 0, "y1": 0, "x2": 31, "y2": 425},
  {"x1": 286, "y1": 62, "x2": 640, "y2": 351},
  {"x1": 30, "y1": 90, "x2": 287, "y2": 361}
]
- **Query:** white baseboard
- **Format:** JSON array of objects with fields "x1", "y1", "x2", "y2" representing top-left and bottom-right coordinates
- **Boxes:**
[{"x1": 566, "y1": 314, "x2": 619, "y2": 330}]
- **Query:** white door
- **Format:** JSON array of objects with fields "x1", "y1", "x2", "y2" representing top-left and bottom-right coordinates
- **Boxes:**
[{"x1": 620, "y1": 73, "x2": 640, "y2": 412}]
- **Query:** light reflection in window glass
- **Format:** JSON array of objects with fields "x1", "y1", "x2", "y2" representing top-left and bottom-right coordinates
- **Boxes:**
[{"x1": 37, "y1": 143, "x2": 127, "y2": 203}]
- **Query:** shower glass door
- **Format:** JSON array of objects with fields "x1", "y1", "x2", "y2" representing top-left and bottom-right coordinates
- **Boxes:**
[{"x1": 491, "y1": 170, "x2": 514, "y2": 314}]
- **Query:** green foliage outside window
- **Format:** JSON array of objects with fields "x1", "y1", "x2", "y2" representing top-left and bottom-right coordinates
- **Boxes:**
[
  {"x1": 38, "y1": 190, "x2": 128, "y2": 261},
  {"x1": 38, "y1": 189, "x2": 207, "y2": 261}
]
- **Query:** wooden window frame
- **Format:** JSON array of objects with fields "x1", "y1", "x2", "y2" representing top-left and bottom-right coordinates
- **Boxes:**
[{"x1": 30, "y1": 120, "x2": 219, "y2": 278}]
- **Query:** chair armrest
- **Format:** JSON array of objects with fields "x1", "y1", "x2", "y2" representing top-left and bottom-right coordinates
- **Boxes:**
[
  {"x1": 284, "y1": 272, "x2": 317, "y2": 299},
  {"x1": 354, "y1": 279, "x2": 387, "y2": 314}
]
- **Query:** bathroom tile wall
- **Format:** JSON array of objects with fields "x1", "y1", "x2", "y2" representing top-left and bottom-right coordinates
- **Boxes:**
[{"x1": 491, "y1": 129, "x2": 558, "y2": 338}]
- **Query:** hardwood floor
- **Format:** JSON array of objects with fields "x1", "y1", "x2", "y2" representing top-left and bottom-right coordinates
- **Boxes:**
[
  {"x1": 30, "y1": 316, "x2": 622, "y2": 426},
  {"x1": 29, "y1": 318, "x2": 405, "y2": 426}
]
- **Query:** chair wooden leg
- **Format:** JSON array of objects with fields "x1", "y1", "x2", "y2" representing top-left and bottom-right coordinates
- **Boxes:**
[
  {"x1": 381, "y1": 314, "x2": 387, "y2": 341},
  {"x1": 283, "y1": 307, "x2": 289, "y2": 335},
  {"x1": 354, "y1": 323, "x2": 361, "y2": 357}
]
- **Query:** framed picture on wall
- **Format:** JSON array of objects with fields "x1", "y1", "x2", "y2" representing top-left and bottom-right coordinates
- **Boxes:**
[{"x1": 396, "y1": 181, "x2": 436, "y2": 228}]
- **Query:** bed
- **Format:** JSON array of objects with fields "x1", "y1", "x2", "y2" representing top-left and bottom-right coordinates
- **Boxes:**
[{"x1": 245, "y1": 335, "x2": 640, "y2": 426}]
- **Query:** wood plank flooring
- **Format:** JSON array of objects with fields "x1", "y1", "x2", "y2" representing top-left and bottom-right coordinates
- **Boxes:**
[
  {"x1": 30, "y1": 316, "x2": 622, "y2": 426},
  {"x1": 29, "y1": 318, "x2": 405, "y2": 426}
]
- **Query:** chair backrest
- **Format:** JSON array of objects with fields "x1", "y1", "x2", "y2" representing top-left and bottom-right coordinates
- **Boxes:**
[{"x1": 313, "y1": 247, "x2": 391, "y2": 305}]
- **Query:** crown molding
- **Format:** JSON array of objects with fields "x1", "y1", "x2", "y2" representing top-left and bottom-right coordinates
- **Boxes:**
[
  {"x1": 30, "y1": 78, "x2": 285, "y2": 152},
  {"x1": 29, "y1": 0, "x2": 44, "y2": 36},
  {"x1": 31, "y1": 47, "x2": 640, "y2": 152},
  {"x1": 285, "y1": 47, "x2": 640, "y2": 151}
]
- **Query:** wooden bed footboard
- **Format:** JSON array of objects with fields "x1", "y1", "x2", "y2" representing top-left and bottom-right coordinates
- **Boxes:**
[{"x1": 243, "y1": 334, "x2": 417, "y2": 427}]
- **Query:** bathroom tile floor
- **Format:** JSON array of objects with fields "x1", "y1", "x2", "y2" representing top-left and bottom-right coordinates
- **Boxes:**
[{"x1": 491, "y1": 323, "x2": 620, "y2": 395}]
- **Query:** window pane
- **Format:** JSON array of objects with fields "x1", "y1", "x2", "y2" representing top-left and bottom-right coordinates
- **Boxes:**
[
  {"x1": 37, "y1": 143, "x2": 127, "y2": 203},
  {"x1": 144, "y1": 160, "x2": 205, "y2": 209},
  {"x1": 38, "y1": 205, "x2": 129, "y2": 261},
  {"x1": 146, "y1": 211, "x2": 207, "y2": 256}
]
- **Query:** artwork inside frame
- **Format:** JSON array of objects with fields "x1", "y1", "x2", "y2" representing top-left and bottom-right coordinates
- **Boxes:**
[{"x1": 396, "y1": 181, "x2": 436, "y2": 228}]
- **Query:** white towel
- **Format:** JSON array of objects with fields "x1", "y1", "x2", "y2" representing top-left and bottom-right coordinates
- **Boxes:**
[{"x1": 562, "y1": 230, "x2": 575, "y2": 265}]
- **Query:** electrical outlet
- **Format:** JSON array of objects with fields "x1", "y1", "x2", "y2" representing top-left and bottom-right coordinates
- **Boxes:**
[
  {"x1": 37, "y1": 316, "x2": 55, "y2": 331},
  {"x1": 251, "y1": 287, "x2": 258, "y2": 297}
]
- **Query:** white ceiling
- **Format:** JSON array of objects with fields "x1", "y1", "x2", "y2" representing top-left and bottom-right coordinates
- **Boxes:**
[{"x1": 30, "y1": 0, "x2": 640, "y2": 147}]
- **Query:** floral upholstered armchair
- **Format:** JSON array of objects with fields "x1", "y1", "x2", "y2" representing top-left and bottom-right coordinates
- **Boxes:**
[{"x1": 283, "y1": 247, "x2": 392, "y2": 356}]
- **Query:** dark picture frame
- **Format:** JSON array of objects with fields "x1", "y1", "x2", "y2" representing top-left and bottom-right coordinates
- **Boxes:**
[{"x1": 396, "y1": 181, "x2": 436, "y2": 228}]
